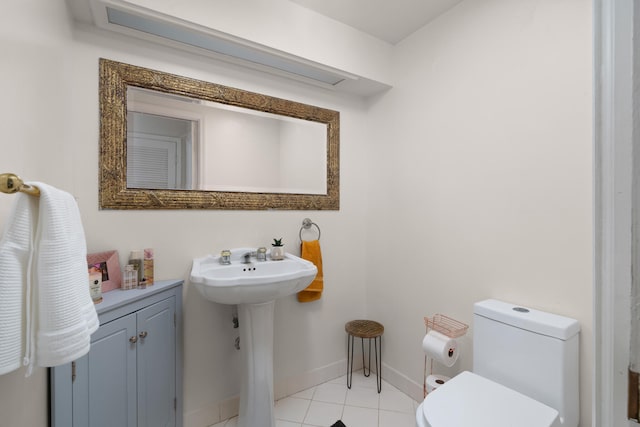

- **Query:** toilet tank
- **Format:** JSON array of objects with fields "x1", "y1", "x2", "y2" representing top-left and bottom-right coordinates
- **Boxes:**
[{"x1": 473, "y1": 299, "x2": 580, "y2": 427}]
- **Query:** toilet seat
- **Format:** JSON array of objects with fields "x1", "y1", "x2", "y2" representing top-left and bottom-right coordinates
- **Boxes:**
[{"x1": 418, "y1": 371, "x2": 560, "y2": 427}]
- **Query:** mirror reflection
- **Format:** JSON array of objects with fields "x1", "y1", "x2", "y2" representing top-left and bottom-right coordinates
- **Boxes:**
[
  {"x1": 127, "y1": 88, "x2": 327, "y2": 194},
  {"x1": 98, "y1": 58, "x2": 340, "y2": 210}
]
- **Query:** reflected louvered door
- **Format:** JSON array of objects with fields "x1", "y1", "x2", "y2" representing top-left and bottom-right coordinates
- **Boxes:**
[{"x1": 127, "y1": 132, "x2": 180, "y2": 189}]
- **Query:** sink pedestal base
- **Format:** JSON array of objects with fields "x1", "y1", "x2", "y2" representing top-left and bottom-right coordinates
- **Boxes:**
[{"x1": 237, "y1": 301, "x2": 276, "y2": 427}]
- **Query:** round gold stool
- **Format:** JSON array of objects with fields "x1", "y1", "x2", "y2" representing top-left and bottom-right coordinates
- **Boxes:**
[{"x1": 345, "y1": 319, "x2": 384, "y2": 393}]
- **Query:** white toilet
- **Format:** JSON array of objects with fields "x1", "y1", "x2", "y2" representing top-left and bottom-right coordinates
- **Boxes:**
[{"x1": 416, "y1": 299, "x2": 580, "y2": 427}]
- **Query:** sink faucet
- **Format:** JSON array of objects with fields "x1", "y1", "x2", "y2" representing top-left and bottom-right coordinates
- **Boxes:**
[
  {"x1": 242, "y1": 248, "x2": 267, "y2": 263},
  {"x1": 242, "y1": 251, "x2": 256, "y2": 264}
]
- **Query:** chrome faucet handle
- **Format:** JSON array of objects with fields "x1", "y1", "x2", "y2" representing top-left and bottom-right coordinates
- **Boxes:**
[{"x1": 220, "y1": 250, "x2": 232, "y2": 265}]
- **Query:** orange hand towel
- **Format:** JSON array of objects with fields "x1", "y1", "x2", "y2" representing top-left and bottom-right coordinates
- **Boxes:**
[{"x1": 297, "y1": 240, "x2": 323, "y2": 303}]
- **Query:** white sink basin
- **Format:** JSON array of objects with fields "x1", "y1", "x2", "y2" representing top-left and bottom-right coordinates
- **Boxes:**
[
  {"x1": 191, "y1": 248, "x2": 318, "y2": 427},
  {"x1": 190, "y1": 248, "x2": 317, "y2": 305}
]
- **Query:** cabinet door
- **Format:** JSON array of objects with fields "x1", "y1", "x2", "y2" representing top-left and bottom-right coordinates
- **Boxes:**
[
  {"x1": 137, "y1": 297, "x2": 176, "y2": 427},
  {"x1": 73, "y1": 312, "x2": 137, "y2": 427}
]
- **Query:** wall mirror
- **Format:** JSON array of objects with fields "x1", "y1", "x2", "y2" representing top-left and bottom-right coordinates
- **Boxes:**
[{"x1": 99, "y1": 58, "x2": 339, "y2": 210}]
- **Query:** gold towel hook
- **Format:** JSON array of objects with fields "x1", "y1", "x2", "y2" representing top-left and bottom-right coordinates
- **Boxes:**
[{"x1": 0, "y1": 173, "x2": 40, "y2": 197}]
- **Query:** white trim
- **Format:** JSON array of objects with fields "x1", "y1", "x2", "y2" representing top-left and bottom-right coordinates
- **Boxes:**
[
  {"x1": 381, "y1": 362, "x2": 423, "y2": 403},
  {"x1": 593, "y1": 0, "x2": 635, "y2": 425}
]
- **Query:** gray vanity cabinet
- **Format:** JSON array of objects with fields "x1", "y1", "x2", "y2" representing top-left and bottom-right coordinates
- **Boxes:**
[
  {"x1": 50, "y1": 280, "x2": 183, "y2": 427},
  {"x1": 74, "y1": 311, "x2": 138, "y2": 426}
]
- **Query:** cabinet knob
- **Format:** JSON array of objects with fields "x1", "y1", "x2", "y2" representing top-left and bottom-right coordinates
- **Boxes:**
[
  {"x1": 139, "y1": 331, "x2": 148, "y2": 339},
  {"x1": 129, "y1": 336, "x2": 138, "y2": 344}
]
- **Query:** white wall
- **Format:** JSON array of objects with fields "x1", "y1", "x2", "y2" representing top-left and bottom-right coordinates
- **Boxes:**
[
  {"x1": 0, "y1": 0, "x2": 594, "y2": 426},
  {"x1": 365, "y1": 0, "x2": 593, "y2": 425},
  {"x1": 0, "y1": 1, "x2": 369, "y2": 426},
  {"x1": 0, "y1": 2, "x2": 77, "y2": 424},
  {"x1": 279, "y1": 120, "x2": 327, "y2": 194},
  {"x1": 203, "y1": 108, "x2": 281, "y2": 191}
]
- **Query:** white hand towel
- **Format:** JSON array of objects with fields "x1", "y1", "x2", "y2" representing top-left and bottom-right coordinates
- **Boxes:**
[
  {"x1": 0, "y1": 183, "x2": 99, "y2": 376},
  {"x1": 0, "y1": 194, "x2": 36, "y2": 375},
  {"x1": 31, "y1": 182, "x2": 99, "y2": 371}
]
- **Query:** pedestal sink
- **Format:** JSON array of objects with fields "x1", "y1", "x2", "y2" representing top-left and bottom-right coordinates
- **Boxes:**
[{"x1": 190, "y1": 248, "x2": 317, "y2": 427}]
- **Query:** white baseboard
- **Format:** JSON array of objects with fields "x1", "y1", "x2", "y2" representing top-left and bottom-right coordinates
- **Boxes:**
[
  {"x1": 184, "y1": 359, "x2": 423, "y2": 426},
  {"x1": 274, "y1": 358, "x2": 356, "y2": 399},
  {"x1": 184, "y1": 358, "x2": 358, "y2": 427},
  {"x1": 184, "y1": 395, "x2": 239, "y2": 427},
  {"x1": 380, "y1": 362, "x2": 423, "y2": 403}
]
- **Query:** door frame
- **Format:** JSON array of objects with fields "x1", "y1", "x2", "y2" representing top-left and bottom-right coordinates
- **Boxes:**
[{"x1": 593, "y1": 0, "x2": 635, "y2": 425}]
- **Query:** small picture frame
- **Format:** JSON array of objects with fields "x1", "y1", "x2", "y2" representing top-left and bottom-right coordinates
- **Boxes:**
[{"x1": 87, "y1": 250, "x2": 121, "y2": 293}]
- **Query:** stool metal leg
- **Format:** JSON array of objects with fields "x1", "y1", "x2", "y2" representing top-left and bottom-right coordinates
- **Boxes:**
[
  {"x1": 347, "y1": 334, "x2": 354, "y2": 389},
  {"x1": 362, "y1": 338, "x2": 371, "y2": 378},
  {"x1": 374, "y1": 336, "x2": 382, "y2": 393}
]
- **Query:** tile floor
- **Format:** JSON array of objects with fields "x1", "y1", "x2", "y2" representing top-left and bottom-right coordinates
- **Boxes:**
[{"x1": 210, "y1": 370, "x2": 419, "y2": 427}]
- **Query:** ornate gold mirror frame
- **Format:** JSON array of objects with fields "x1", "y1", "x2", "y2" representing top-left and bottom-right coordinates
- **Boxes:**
[{"x1": 99, "y1": 58, "x2": 339, "y2": 210}]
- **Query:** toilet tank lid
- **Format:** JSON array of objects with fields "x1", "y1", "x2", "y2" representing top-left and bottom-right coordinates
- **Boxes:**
[{"x1": 474, "y1": 299, "x2": 580, "y2": 340}]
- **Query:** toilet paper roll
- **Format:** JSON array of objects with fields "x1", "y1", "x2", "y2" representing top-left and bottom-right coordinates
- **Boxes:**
[
  {"x1": 426, "y1": 374, "x2": 450, "y2": 393},
  {"x1": 422, "y1": 330, "x2": 459, "y2": 367}
]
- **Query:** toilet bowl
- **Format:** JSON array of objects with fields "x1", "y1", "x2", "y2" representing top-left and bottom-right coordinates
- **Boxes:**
[{"x1": 415, "y1": 299, "x2": 580, "y2": 427}]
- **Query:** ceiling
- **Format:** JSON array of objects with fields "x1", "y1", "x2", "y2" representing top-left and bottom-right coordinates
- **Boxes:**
[{"x1": 289, "y1": 0, "x2": 463, "y2": 45}]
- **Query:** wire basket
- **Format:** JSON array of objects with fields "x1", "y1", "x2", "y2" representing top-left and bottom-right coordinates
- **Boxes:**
[{"x1": 424, "y1": 314, "x2": 468, "y2": 338}]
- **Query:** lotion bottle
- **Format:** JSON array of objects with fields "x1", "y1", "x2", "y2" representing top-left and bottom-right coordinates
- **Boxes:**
[{"x1": 89, "y1": 272, "x2": 103, "y2": 303}]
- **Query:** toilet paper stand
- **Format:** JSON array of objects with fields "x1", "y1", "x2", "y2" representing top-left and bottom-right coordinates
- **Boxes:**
[
  {"x1": 422, "y1": 314, "x2": 468, "y2": 397},
  {"x1": 424, "y1": 314, "x2": 468, "y2": 338}
]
